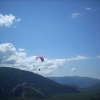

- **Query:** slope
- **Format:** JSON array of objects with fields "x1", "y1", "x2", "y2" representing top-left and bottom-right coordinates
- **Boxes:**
[
  {"x1": 47, "y1": 76, "x2": 100, "y2": 88},
  {"x1": 0, "y1": 67, "x2": 78, "y2": 99}
]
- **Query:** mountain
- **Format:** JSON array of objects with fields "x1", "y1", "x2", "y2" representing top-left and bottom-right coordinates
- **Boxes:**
[
  {"x1": 47, "y1": 76, "x2": 100, "y2": 88},
  {"x1": 91, "y1": 83, "x2": 100, "y2": 88},
  {"x1": 0, "y1": 67, "x2": 78, "y2": 99}
]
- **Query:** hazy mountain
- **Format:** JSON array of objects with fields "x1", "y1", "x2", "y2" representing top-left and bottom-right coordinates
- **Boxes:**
[
  {"x1": 0, "y1": 67, "x2": 78, "y2": 99},
  {"x1": 47, "y1": 76, "x2": 100, "y2": 88},
  {"x1": 91, "y1": 83, "x2": 100, "y2": 88}
]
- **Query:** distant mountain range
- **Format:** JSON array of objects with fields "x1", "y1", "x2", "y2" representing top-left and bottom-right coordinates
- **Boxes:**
[
  {"x1": 47, "y1": 76, "x2": 100, "y2": 88},
  {"x1": 91, "y1": 83, "x2": 100, "y2": 88},
  {"x1": 0, "y1": 67, "x2": 78, "y2": 99}
]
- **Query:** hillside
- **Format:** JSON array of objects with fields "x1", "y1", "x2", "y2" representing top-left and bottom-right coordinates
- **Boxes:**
[
  {"x1": 91, "y1": 83, "x2": 100, "y2": 88},
  {"x1": 0, "y1": 67, "x2": 78, "y2": 99},
  {"x1": 47, "y1": 76, "x2": 100, "y2": 88}
]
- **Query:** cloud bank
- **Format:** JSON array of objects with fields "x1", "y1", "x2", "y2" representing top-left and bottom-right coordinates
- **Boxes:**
[
  {"x1": 67, "y1": 55, "x2": 89, "y2": 61},
  {"x1": 0, "y1": 43, "x2": 67, "y2": 75},
  {"x1": 0, "y1": 43, "x2": 89, "y2": 75},
  {"x1": 0, "y1": 13, "x2": 21, "y2": 27}
]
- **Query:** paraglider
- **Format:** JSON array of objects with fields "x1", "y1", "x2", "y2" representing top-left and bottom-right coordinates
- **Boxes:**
[
  {"x1": 36, "y1": 56, "x2": 44, "y2": 71},
  {"x1": 36, "y1": 56, "x2": 44, "y2": 62}
]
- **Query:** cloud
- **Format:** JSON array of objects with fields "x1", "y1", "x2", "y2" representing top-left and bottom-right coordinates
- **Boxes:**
[
  {"x1": 67, "y1": 55, "x2": 89, "y2": 61},
  {"x1": 0, "y1": 13, "x2": 21, "y2": 27},
  {"x1": 0, "y1": 43, "x2": 67, "y2": 75},
  {"x1": 18, "y1": 48, "x2": 26, "y2": 52},
  {"x1": 71, "y1": 13, "x2": 81, "y2": 19},
  {"x1": 86, "y1": 8, "x2": 91, "y2": 11},
  {"x1": 0, "y1": 43, "x2": 90, "y2": 76},
  {"x1": 15, "y1": 18, "x2": 21, "y2": 22},
  {"x1": 98, "y1": 56, "x2": 100, "y2": 58},
  {"x1": 86, "y1": 7, "x2": 96, "y2": 11},
  {"x1": 71, "y1": 68, "x2": 76, "y2": 72}
]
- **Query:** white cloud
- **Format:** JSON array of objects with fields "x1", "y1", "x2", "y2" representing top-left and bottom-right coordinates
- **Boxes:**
[
  {"x1": 0, "y1": 43, "x2": 67, "y2": 75},
  {"x1": 18, "y1": 48, "x2": 28, "y2": 52},
  {"x1": 67, "y1": 55, "x2": 89, "y2": 61},
  {"x1": 0, "y1": 13, "x2": 21, "y2": 27},
  {"x1": 71, "y1": 68, "x2": 76, "y2": 72},
  {"x1": 71, "y1": 13, "x2": 81, "y2": 19},
  {"x1": 86, "y1": 8, "x2": 91, "y2": 11},
  {"x1": 15, "y1": 18, "x2": 21, "y2": 22},
  {"x1": 0, "y1": 43, "x2": 90, "y2": 76},
  {"x1": 86, "y1": 7, "x2": 96, "y2": 11},
  {"x1": 18, "y1": 48, "x2": 26, "y2": 52}
]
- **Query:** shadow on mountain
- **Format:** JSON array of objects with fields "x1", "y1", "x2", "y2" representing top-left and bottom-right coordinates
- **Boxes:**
[
  {"x1": 47, "y1": 76, "x2": 100, "y2": 88},
  {"x1": 0, "y1": 67, "x2": 78, "y2": 99}
]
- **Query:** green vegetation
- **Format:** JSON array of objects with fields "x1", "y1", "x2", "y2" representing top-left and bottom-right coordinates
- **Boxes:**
[
  {"x1": 0, "y1": 67, "x2": 78, "y2": 99},
  {"x1": 3, "y1": 88, "x2": 100, "y2": 100},
  {"x1": 26, "y1": 87, "x2": 100, "y2": 100},
  {"x1": 0, "y1": 67, "x2": 100, "y2": 100},
  {"x1": 47, "y1": 76, "x2": 100, "y2": 88}
]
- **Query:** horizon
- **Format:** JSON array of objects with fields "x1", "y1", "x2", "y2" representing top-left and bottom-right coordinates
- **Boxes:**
[
  {"x1": 0, "y1": 0, "x2": 100, "y2": 79},
  {"x1": 0, "y1": 67, "x2": 100, "y2": 80}
]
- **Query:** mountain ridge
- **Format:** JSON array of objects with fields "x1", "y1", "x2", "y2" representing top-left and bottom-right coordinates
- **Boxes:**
[
  {"x1": 0, "y1": 67, "x2": 78, "y2": 99},
  {"x1": 47, "y1": 76, "x2": 100, "y2": 88}
]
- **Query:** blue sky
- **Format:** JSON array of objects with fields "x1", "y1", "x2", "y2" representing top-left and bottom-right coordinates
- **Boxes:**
[{"x1": 0, "y1": 0, "x2": 100, "y2": 79}]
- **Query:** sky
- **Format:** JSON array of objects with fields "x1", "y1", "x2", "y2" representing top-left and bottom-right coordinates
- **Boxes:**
[{"x1": 0, "y1": 0, "x2": 100, "y2": 79}]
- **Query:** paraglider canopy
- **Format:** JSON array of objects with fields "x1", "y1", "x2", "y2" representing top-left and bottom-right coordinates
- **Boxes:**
[{"x1": 36, "y1": 56, "x2": 44, "y2": 62}]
